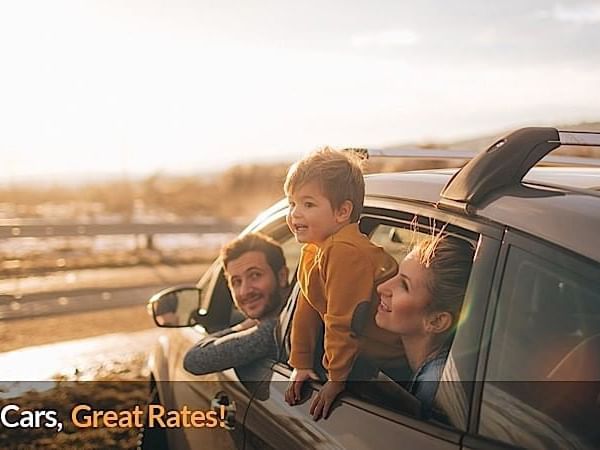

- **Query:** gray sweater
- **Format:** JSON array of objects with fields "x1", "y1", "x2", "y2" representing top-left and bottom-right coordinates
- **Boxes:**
[{"x1": 183, "y1": 317, "x2": 278, "y2": 375}]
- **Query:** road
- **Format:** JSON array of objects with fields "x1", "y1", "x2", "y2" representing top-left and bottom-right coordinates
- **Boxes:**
[
  {"x1": 0, "y1": 328, "x2": 164, "y2": 397},
  {"x1": 0, "y1": 328, "x2": 161, "y2": 382},
  {"x1": 0, "y1": 263, "x2": 209, "y2": 320}
]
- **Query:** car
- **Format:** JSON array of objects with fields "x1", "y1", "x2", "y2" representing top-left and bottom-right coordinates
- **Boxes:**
[{"x1": 143, "y1": 127, "x2": 600, "y2": 450}]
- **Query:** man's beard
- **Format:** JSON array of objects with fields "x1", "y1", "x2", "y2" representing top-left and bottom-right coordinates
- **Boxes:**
[{"x1": 262, "y1": 287, "x2": 283, "y2": 318}]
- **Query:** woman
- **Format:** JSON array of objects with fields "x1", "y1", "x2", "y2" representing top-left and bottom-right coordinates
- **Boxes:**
[{"x1": 375, "y1": 235, "x2": 474, "y2": 416}]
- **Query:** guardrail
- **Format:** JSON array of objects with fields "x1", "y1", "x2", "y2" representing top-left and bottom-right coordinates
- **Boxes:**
[
  {"x1": 0, "y1": 221, "x2": 239, "y2": 239},
  {"x1": 0, "y1": 220, "x2": 241, "y2": 252}
]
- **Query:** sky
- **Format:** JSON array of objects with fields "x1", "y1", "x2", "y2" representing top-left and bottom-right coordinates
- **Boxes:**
[{"x1": 1, "y1": 0, "x2": 599, "y2": 184}]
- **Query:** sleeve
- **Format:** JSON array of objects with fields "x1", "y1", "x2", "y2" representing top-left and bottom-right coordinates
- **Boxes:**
[
  {"x1": 189, "y1": 326, "x2": 235, "y2": 349},
  {"x1": 322, "y1": 243, "x2": 375, "y2": 382},
  {"x1": 182, "y1": 319, "x2": 276, "y2": 375},
  {"x1": 412, "y1": 357, "x2": 447, "y2": 418},
  {"x1": 288, "y1": 291, "x2": 321, "y2": 370}
]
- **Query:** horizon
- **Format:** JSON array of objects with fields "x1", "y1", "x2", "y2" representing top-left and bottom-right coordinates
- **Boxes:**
[
  {"x1": 1, "y1": 1, "x2": 600, "y2": 183},
  {"x1": 5, "y1": 118, "x2": 600, "y2": 188}
]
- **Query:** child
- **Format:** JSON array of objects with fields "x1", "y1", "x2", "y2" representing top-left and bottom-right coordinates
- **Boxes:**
[{"x1": 283, "y1": 148, "x2": 404, "y2": 420}]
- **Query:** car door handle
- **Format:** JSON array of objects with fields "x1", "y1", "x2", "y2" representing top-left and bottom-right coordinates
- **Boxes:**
[{"x1": 210, "y1": 392, "x2": 236, "y2": 430}]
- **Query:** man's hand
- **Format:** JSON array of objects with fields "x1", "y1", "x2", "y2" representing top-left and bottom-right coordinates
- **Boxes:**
[
  {"x1": 285, "y1": 368, "x2": 319, "y2": 405},
  {"x1": 309, "y1": 381, "x2": 345, "y2": 421},
  {"x1": 232, "y1": 318, "x2": 259, "y2": 332}
]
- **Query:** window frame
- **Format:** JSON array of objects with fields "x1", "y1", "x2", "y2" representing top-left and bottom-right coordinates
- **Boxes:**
[
  {"x1": 363, "y1": 194, "x2": 505, "y2": 421},
  {"x1": 275, "y1": 198, "x2": 502, "y2": 439}
]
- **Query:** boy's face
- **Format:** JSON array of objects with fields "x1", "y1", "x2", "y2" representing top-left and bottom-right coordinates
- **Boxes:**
[{"x1": 286, "y1": 181, "x2": 350, "y2": 244}]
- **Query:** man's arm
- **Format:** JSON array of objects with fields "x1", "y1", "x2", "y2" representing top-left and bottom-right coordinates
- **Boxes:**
[{"x1": 183, "y1": 318, "x2": 277, "y2": 375}]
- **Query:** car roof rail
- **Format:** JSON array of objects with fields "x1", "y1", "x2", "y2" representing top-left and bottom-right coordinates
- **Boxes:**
[
  {"x1": 345, "y1": 145, "x2": 600, "y2": 167},
  {"x1": 436, "y1": 127, "x2": 600, "y2": 213},
  {"x1": 346, "y1": 147, "x2": 477, "y2": 161}
]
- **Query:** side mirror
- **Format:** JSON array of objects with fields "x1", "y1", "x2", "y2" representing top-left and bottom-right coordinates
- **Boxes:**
[{"x1": 148, "y1": 286, "x2": 204, "y2": 328}]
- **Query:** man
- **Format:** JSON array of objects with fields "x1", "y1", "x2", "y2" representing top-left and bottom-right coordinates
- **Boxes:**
[{"x1": 183, "y1": 232, "x2": 290, "y2": 375}]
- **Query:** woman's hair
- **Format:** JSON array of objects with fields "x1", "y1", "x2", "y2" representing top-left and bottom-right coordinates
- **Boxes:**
[{"x1": 412, "y1": 235, "x2": 475, "y2": 329}]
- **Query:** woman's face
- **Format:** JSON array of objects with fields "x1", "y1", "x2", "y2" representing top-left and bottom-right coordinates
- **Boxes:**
[{"x1": 375, "y1": 250, "x2": 433, "y2": 335}]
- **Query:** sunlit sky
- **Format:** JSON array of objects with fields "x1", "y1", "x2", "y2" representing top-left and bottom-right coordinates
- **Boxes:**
[{"x1": 1, "y1": 0, "x2": 599, "y2": 183}]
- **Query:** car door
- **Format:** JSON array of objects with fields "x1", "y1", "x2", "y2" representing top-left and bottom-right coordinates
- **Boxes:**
[
  {"x1": 155, "y1": 259, "x2": 251, "y2": 450},
  {"x1": 463, "y1": 230, "x2": 600, "y2": 450},
  {"x1": 158, "y1": 209, "x2": 301, "y2": 450},
  {"x1": 242, "y1": 204, "x2": 501, "y2": 450}
]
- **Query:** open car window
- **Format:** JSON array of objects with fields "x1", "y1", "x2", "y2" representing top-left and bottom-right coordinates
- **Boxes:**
[
  {"x1": 364, "y1": 219, "x2": 479, "y2": 423},
  {"x1": 195, "y1": 216, "x2": 301, "y2": 334},
  {"x1": 279, "y1": 212, "x2": 482, "y2": 426}
]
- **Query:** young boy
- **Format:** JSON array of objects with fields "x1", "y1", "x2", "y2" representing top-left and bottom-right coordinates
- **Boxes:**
[{"x1": 283, "y1": 148, "x2": 404, "y2": 420}]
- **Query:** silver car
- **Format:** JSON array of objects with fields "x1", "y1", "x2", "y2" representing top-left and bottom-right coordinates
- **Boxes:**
[{"x1": 144, "y1": 127, "x2": 600, "y2": 450}]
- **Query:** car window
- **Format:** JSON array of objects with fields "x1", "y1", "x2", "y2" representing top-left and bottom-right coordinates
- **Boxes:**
[
  {"x1": 197, "y1": 260, "x2": 224, "y2": 313},
  {"x1": 365, "y1": 221, "x2": 478, "y2": 422},
  {"x1": 195, "y1": 220, "x2": 300, "y2": 332},
  {"x1": 279, "y1": 234, "x2": 301, "y2": 284},
  {"x1": 479, "y1": 245, "x2": 600, "y2": 450},
  {"x1": 222, "y1": 227, "x2": 300, "y2": 327},
  {"x1": 282, "y1": 214, "x2": 480, "y2": 427}
]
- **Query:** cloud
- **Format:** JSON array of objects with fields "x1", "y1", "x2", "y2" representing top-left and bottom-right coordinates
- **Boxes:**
[
  {"x1": 536, "y1": 3, "x2": 600, "y2": 24},
  {"x1": 351, "y1": 29, "x2": 420, "y2": 49}
]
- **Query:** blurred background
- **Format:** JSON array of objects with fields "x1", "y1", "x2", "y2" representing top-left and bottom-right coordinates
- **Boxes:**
[{"x1": 0, "y1": 0, "x2": 599, "y2": 369}]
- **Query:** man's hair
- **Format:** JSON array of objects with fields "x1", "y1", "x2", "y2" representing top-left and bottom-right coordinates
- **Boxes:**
[
  {"x1": 284, "y1": 147, "x2": 365, "y2": 223},
  {"x1": 412, "y1": 235, "x2": 475, "y2": 331},
  {"x1": 221, "y1": 232, "x2": 287, "y2": 277}
]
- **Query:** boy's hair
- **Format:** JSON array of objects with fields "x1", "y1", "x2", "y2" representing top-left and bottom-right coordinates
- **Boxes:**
[
  {"x1": 284, "y1": 147, "x2": 365, "y2": 223},
  {"x1": 221, "y1": 232, "x2": 287, "y2": 279}
]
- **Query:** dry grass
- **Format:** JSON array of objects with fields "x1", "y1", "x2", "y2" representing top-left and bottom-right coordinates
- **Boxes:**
[
  {"x1": 0, "y1": 163, "x2": 290, "y2": 222},
  {"x1": 0, "y1": 377, "x2": 149, "y2": 449},
  {"x1": 0, "y1": 306, "x2": 156, "y2": 448}
]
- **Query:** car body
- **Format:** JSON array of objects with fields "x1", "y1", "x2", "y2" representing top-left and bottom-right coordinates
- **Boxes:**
[{"x1": 145, "y1": 128, "x2": 600, "y2": 450}]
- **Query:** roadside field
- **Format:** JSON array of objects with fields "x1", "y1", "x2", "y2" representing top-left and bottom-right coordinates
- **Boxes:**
[{"x1": 0, "y1": 304, "x2": 154, "y2": 353}]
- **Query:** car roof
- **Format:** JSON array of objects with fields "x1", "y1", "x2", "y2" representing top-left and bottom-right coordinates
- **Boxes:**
[{"x1": 365, "y1": 167, "x2": 600, "y2": 263}]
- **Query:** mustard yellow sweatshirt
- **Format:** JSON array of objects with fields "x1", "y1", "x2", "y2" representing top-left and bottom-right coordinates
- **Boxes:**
[{"x1": 288, "y1": 223, "x2": 405, "y2": 382}]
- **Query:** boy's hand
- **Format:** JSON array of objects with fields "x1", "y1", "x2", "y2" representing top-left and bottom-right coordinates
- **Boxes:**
[
  {"x1": 309, "y1": 380, "x2": 345, "y2": 421},
  {"x1": 285, "y1": 368, "x2": 319, "y2": 405}
]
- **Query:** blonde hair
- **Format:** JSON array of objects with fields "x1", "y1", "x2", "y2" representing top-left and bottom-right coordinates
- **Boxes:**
[
  {"x1": 284, "y1": 148, "x2": 365, "y2": 223},
  {"x1": 412, "y1": 235, "x2": 475, "y2": 328}
]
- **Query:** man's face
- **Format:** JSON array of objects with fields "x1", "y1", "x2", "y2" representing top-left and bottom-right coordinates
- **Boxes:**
[{"x1": 225, "y1": 250, "x2": 286, "y2": 319}]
